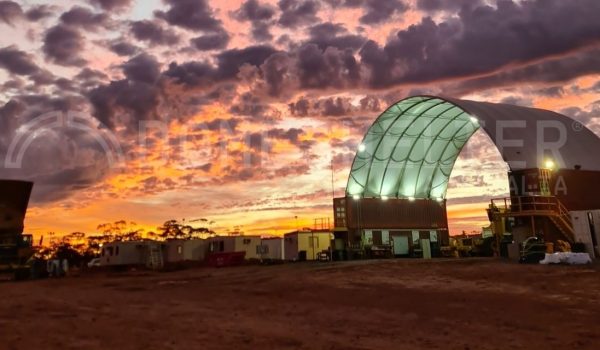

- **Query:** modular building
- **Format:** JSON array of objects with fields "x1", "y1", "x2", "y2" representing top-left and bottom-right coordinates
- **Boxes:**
[
  {"x1": 100, "y1": 240, "x2": 164, "y2": 269},
  {"x1": 260, "y1": 237, "x2": 284, "y2": 260},
  {"x1": 284, "y1": 230, "x2": 332, "y2": 261},
  {"x1": 334, "y1": 95, "x2": 600, "y2": 259},
  {"x1": 569, "y1": 210, "x2": 600, "y2": 259},
  {"x1": 165, "y1": 239, "x2": 207, "y2": 263},
  {"x1": 207, "y1": 235, "x2": 262, "y2": 260}
]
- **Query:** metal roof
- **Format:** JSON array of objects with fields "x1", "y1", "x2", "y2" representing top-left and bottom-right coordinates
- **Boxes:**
[{"x1": 346, "y1": 95, "x2": 600, "y2": 199}]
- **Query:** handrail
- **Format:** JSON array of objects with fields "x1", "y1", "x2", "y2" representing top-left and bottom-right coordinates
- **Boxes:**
[
  {"x1": 490, "y1": 195, "x2": 563, "y2": 214},
  {"x1": 489, "y1": 195, "x2": 575, "y2": 241}
]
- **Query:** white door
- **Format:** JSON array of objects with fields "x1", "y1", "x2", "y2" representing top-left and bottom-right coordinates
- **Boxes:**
[{"x1": 393, "y1": 236, "x2": 409, "y2": 255}]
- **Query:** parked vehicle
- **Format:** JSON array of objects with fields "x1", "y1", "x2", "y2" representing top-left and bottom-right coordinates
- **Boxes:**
[{"x1": 87, "y1": 258, "x2": 101, "y2": 268}]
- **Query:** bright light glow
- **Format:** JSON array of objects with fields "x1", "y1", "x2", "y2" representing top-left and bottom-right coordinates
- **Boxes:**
[
  {"x1": 470, "y1": 116, "x2": 479, "y2": 124},
  {"x1": 436, "y1": 197, "x2": 443, "y2": 202},
  {"x1": 545, "y1": 159, "x2": 555, "y2": 169},
  {"x1": 408, "y1": 196, "x2": 415, "y2": 201},
  {"x1": 358, "y1": 143, "x2": 366, "y2": 152},
  {"x1": 353, "y1": 194, "x2": 360, "y2": 200},
  {"x1": 381, "y1": 195, "x2": 388, "y2": 201}
]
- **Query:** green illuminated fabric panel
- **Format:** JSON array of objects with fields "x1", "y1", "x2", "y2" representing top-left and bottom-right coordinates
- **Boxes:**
[{"x1": 346, "y1": 96, "x2": 480, "y2": 199}]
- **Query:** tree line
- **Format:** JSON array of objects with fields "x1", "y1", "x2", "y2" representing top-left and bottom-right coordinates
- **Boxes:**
[{"x1": 37, "y1": 219, "x2": 215, "y2": 265}]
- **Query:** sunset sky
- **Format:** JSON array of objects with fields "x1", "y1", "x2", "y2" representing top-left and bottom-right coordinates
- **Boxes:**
[{"x1": 1, "y1": 0, "x2": 600, "y2": 238}]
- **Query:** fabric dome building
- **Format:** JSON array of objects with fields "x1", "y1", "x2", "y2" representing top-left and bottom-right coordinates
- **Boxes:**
[{"x1": 333, "y1": 95, "x2": 600, "y2": 258}]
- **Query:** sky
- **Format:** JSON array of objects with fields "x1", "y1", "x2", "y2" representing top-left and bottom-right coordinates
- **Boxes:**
[{"x1": 1, "y1": 0, "x2": 600, "y2": 238}]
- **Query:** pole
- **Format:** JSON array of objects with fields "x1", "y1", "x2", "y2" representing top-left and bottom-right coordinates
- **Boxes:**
[{"x1": 331, "y1": 157, "x2": 335, "y2": 199}]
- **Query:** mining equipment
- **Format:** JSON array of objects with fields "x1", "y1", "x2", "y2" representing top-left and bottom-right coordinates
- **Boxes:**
[{"x1": 0, "y1": 180, "x2": 37, "y2": 280}]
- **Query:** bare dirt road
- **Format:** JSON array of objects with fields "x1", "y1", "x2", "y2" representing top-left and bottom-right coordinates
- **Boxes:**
[{"x1": 1, "y1": 259, "x2": 599, "y2": 350}]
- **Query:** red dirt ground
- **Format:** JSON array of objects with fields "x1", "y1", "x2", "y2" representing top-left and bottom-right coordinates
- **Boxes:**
[{"x1": 1, "y1": 259, "x2": 599, "y2": 350}]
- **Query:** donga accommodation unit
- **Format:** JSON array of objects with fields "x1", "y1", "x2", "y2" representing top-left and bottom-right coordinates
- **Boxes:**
[
  {"x1": 166, "y1": 239, "x2": 207, "y2": 263},
  {"x1": 284, "y1": 230, "x2": 332, "y2": 261},
  {"x1": 100, "y1": 240, "x2": 165, "y2": 268},
  {"x1": 207, "y1": 235, "x2": 262, "y2": 260},
  {"x1": 260, "y1": 237, "x2": 284, "y2": 260}
]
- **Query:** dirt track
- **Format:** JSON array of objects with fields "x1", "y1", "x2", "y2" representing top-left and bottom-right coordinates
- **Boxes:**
[{"x1": 1, "y1": 259, "x2": 599, "y2": 350}]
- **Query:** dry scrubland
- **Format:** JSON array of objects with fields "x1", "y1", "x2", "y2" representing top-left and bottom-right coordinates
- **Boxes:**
[{"x1": 1, "y1": 259, "x2": 599, "y2": 350}]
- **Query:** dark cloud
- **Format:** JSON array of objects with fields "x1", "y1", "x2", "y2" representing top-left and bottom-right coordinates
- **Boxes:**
[
  {"x1": 559, "y1": 102, "x2": 600, "y2": 126},
  {"x1": 359, "y1": 0, "x2": 409, "y2": 24},
  {"x1": 537, "y1": 86, "x2": 564, "y2": 97},
  {"x1": 318, "y1": 97, "x2": 353, "y2": 116},
  {"x1": 307, "y1": 22, "x2": 367, "y2": 51},
  {"x1": 155, "y1": 0, "x2": 223, "y2": 32},
  {"x1": 191, "y1": 29, "x2": 230, "y2": 51},
  {"x1": 0, "y1": 1, "x2": 22, "y2": 24},
  {"x1": 130, "y1": 20, "x2": 180, "y2": 46},
  {"x1": 88, "y1": 0, "x2": 133, "y2": 11},
  {"x1": 448, "y1": 48, "x2": 600, "y2": 95},
  {"x1": 162, "y1": 45, "x2": 280, "y2": 90},
  {"x1": 278, "y1": 0, "x2": 320, "y2": 28},
  {"x1": 216, "y1": 45, "x2": 279, "y2": 79},
  {"x1": 0, "y1": 46, "x2": 40, "y2": 76},
  {"x1": 121, "y1": 53, "x2": 161, "y2": 84},
  {"x1": 360, "y1": 0, "x2": 600, "y2": 88},
  {"x1": 42, "y1": 24, "x2": 87, "y2": 66},
  {"x1": 288, "y1": 97, "x2": 310, "y2": 116},
  {"x1": 261, "y1": 52, "x2": 292, "y2": 97},
  {"x1": 326, "y1": 0, "x2": 409, "y2": 24},
  {"x1": 232, "y1": 0, "x2": 276, "y2": 41},
  {"x1": 88, "y1": 56, "x2": 165, "y2": 131},
  {"x1": 25, "y1": 5, "x2": 54, "y2": 21},
  {"x1": 234, "y1": 0, "x2": 276, "y2": 21},
  {"x1": 74, "y1": 68, "x2": 108, "y2": 87},
  {"x1": 288, "y1": 95, "x2": 380, "y2": 117},
  {"x1": 0, "y1": 95, "x2": 114, "y2": 204},
  {"x1": 229, "y1": 92, "x2": 269, "y2": 118},
  {"x1": 109, "y1": 40, "x2": 138, "y2": 56},
  {"x1": 360, "y1": 95, "x2": 381, "y2": 112},
  {"x1": 163, "y1": 61, "x2": 215, "y2": 88},
  {"x1": 250, "y1": 22, "x2": 273, "y2": 41},
  {"x1": 60, "y1": 6, "x2": 110, "y2": 31},
  {"x1": 500, "y1": 96, "x2": 533, "y2": 107},
  {"x1": 297, "y1": 44, "x2": 360, "y2": 89},
  {"x1": 88, "y1": 78, "x2": 163, "y2": 131},
  {"x1": 269, "y1": 127, "x2": 305, "y2": 145},
  {"x1": 416, "y1": 0, "x2": 483, "y2": 13}
]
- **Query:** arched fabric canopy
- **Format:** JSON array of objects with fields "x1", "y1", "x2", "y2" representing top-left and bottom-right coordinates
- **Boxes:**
[{"x1": 346, "y1": 95, "x2": 600, "y2": 199}]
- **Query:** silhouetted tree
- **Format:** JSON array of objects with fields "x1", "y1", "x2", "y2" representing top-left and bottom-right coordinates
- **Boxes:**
[{"x1": 158, "y1": 220, "x2": 214, "y2": 240}]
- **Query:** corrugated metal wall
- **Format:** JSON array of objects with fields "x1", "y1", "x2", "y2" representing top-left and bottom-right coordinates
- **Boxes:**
[
  {"x1": 343, "y1": 197, "x2": 448, "y2": 230},
  {"x1": 551, "y1": 169, "x2": 600, "y2": 211}
]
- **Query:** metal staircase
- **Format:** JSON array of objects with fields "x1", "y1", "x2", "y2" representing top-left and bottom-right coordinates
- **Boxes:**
[{"x1": 490, "y1": 196, "x2": 575, "y2": 242}]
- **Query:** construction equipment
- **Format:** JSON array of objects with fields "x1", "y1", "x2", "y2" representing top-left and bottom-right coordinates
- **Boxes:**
[
  {"x1": 450, "y1": 234, "x2": 480, "y2": 257},
  {"x1": 0, "y1": 180, "x2": 36, "y2": 280}
]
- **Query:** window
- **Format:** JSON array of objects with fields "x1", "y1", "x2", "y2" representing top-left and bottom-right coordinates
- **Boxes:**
[
  {"x1": 308, "y1": 237, "x2": 319, "y2": 248},
  {"x1": 209, "y1": 241, "x2": 225, "y2": 252},
  {"x1": 243, "y1": 238, "x2": 252, "y2": 245},
  {"x1": 177, "y1": 245, "x2": 183, "y2": 254},
  {"x1": 115, "y1": 246, "x2": 119, "y2": 256}
]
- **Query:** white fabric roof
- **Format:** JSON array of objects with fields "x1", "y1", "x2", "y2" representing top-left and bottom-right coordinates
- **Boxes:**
[{"x1": 346, "y1": 95, "x2": 600, "y2": 199}]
